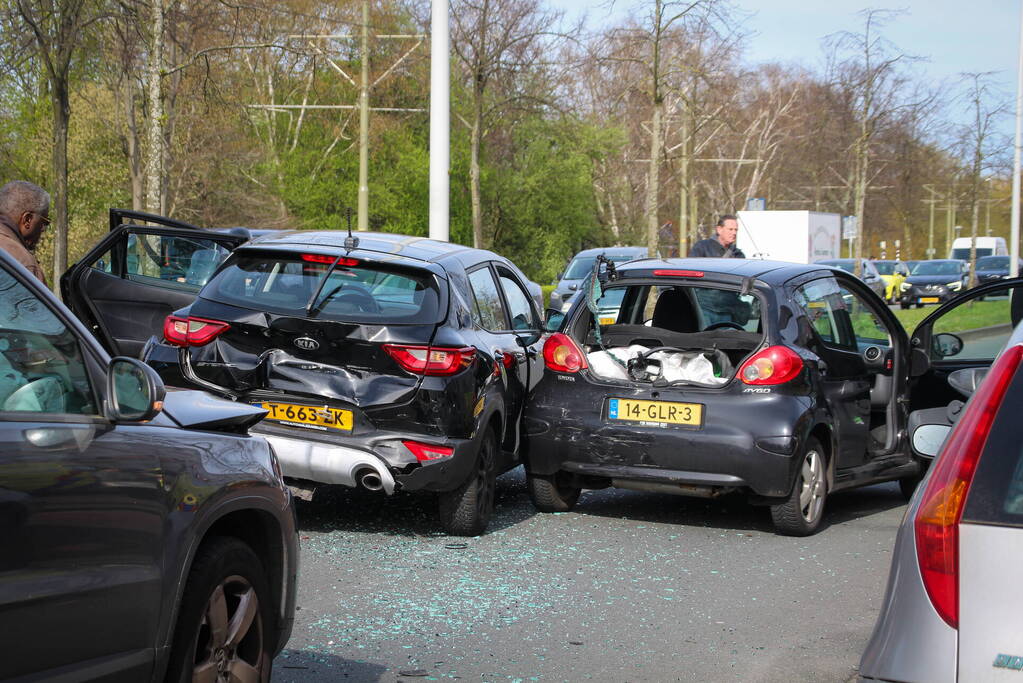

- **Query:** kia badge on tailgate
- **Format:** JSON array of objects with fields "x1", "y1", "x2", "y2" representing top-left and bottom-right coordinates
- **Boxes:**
[{"x1": 294, "y1": 337, "x2": 319, "y2": 351}]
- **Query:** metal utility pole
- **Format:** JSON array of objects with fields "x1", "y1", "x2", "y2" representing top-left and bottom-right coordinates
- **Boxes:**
[
  {"x1": 1012, "y1": 0, "x2": 1023, "y2": 277},
  {"x1": 358, "y1": 0, "x2": 370, "y2": 231},
  {"x1": 922, "y1": 184, "x2": 942, "y2": 259},
  {"x1": 677, "y1": 112, "x2": 689, "y2": 256},
  {"x1": 429, "y1": 0, "x2": 450, "y2": 242}
]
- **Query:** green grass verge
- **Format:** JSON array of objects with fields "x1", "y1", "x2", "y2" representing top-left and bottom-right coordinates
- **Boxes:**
[
  {"x1": 541, "y1": 284, "x2": 556, "y2": 309},
  {"x1": 890, "y1": 298, "x2": 1010, "y2": 333}
]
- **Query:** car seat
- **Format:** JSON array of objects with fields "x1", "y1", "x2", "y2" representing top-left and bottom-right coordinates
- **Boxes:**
[
  {"x1": 185, "y1": 249, "x2": 224, "y2": 286},
  {"x1": 652, "y1": 288, "x2": 699, "y2": 333}
]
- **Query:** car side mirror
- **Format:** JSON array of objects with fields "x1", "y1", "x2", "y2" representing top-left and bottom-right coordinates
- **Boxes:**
[
  {"x1": 516, "y1": 331, "x2": 542, "y2": 347},
  {"x1": 106, "y1": 357, "x2": 166, "y2": 422},
  {"x1": 912, "y1": 423, "x2": 952, "y2": 458},
  {"x1": 544, "y1": 309, "x2": 565, "y2": 332},
  {"x1": 931, "y1": 332, "x2": 964, "y2": 359}
]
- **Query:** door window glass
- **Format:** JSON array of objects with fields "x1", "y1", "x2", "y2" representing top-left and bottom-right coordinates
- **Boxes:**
[
  {"x1": 497, "y1": 272, "x2": 537, "y2": 331},
  {"x1": 0, "y1": 269, "x2": 96, "y2": 415},
  {"x1": 468, "y1": 268, "x2": 508, "y2": 331},
  {"x1": 793, "y1": 278, "x2": 854, "y2": 349},
  {"x1": 839, "y1": 285, "x2": 890, "y2": 347},
  {"x1": 929, "y1": 286, "x2": 1020, "y2": 361},
  {"x1": 125, "y1": 233, "x2": 230, "y2": 288}
]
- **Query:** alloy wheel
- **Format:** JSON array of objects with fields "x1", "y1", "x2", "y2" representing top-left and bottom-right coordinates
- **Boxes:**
[
  {"x1": 192, "y1": 574, "x2": 265, "y2": 683},
  {"x1": 799, "y1": 449, "x2": 825, "y2": 524}
]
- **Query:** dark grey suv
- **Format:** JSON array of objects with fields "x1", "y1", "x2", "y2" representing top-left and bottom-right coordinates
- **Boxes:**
[{"x1": 0, "y1": 249, "x2": 298, "y2": 681}]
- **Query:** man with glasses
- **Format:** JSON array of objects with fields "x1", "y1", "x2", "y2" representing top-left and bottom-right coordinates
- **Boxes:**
[{"x1": 0, "y1": 180, "x2": 50, "y2": 285}]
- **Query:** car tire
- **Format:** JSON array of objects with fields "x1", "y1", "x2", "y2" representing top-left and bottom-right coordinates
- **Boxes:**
[
  {"x1": 900, "y1": 301, "x2": 909, "y2": 309},
  {"x1": 527, "y1": 471, "x2": 581, "y2": 512},
  {"x1": 164, "y1": 537, "x2": 274, "y2": 683},
  {"x1": 770, "y1": 437, "x2": 827, "y2": 537},
  {"x1": 438, "y1": 427, "x2": 497, "y2": 536}
]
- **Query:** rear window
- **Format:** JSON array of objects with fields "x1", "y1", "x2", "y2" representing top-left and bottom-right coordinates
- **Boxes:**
[
  {"x1": 600, "y1": 284, "x2": 761, "y2": 333},
  {"x1": 963, "y1": 368, "x2": 1023, "y2": 528},
  {"x1": 200, "y1": 251, "x2": 442, "y2": 323}
]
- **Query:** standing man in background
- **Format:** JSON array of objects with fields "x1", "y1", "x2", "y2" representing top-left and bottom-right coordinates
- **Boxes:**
[
  {"x1": 689, "y1": 214, "x2": 745, "y2": 258},
  {"x1": 688, "y1": 214, "x2": 749, "y2": 326},
  {"x1": 0, "y1": 180, "x2": 50, "y2": 286}
]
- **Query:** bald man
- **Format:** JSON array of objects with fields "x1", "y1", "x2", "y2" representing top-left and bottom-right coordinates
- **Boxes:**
[{"x1": 0, "y1": 180, "x2": 50, "y2": 285}]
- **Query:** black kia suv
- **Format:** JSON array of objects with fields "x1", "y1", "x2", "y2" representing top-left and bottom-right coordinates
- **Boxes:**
[{"x1": 62, "y1": 210, "x2": 545, "y2": 536}]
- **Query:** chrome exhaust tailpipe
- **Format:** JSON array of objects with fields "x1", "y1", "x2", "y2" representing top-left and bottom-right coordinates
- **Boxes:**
[{"x1": 359, "y1": 471, "x2": 384, "y2": 491}]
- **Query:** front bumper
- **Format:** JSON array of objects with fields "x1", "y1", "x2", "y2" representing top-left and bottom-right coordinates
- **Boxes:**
[{"x1": 899, "y1": 285, "x2": 958, "y2": 305}]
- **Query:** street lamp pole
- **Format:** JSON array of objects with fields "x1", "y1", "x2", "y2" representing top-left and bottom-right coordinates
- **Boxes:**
[
  {"x1": 1012, "y1": 0, "x2": 1023, "y2": 276},
  {"x1": 429, "y1": 0, "x2": 450, "y2": 242}
]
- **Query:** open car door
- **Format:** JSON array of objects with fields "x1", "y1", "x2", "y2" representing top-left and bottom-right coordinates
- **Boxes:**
[
  {"x1": 909, "y1": 277, "x2": 1023, "y2": 411},
  {"x1": 61, "y1": 209, "x2": 251, "y2": 357}
]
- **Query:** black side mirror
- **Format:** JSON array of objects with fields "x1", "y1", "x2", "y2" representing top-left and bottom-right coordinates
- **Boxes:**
[
  {"x1": 106, "y1": 357, "x2": 166, "y2": 422},
  {"x1": 931, "y1": 332, "x2": 964, "y2": 359}
]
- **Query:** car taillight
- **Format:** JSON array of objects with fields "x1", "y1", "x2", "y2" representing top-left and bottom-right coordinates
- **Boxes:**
[
  {"x1": 542, "y1": 332, "x2": 588, "y2": 373},
  {"x1": 738, "y1": 345, "x2": 803, "y2": 385},
  {"x1": 163, "y1": 315, "x2": 230, "y2": 347},
  {"x1": 382, "y1": 344, "x2": 476, "y2": 376},
  {"x1": 402, "y1": 440, "x2": 455, "y2": 462},
  {"x1": 914, "y1": 343, "x2": 1023, "y2": 629}
]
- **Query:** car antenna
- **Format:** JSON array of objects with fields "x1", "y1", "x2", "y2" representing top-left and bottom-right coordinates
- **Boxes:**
[{"x1": 344, "y1": 207, "x2": 359, "y2": 250}]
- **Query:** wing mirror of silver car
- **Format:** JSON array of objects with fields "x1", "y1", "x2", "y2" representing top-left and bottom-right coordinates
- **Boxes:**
[
  {"x1": 106, "y1": 357, "x2": 167, "y2": 422},
  {"x1": 911, "y1": 423, "x2": 952, "y2": 459}
]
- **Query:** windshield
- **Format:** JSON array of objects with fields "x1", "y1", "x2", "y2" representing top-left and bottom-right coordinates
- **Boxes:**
[
  {"x1": 201, "y1": 251, "x2": 441, "y2": 323},
  {"x1": 564, "y1": 255, "x2": 641, "y2": 280},
  {"x1": 977, "y1": 256, "x2": 1009, "y2": 270},
  {"x1": 911, "y1": 261, "x2": 961, "y2": 276},
  {"x1": 873, "y1": 261, "x2": 897, "y2": 275},
  {"x1": 952, "y1": 247, "x2": 993, "y2": 260}
]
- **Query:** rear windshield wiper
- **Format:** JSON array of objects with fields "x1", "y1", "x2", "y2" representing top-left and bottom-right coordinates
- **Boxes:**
[{"x1": 306, "y1": 255, "x2": 343, "y2": 315}]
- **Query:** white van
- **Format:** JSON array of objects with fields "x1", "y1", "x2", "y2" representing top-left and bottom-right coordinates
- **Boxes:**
[{"x1": 949, "y1": 236, "x2": 1007, "y2": 260}]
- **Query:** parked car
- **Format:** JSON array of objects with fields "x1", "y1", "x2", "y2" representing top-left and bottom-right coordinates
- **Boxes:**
[
  {"x1": 815, "y1": 258, "x2": 886, "y2": 300},
  {"x1": 859, "y1": 287, "x2": 1023, "y2": 682},
  {"x1": 899, "y1": 259, "x2": 969, "y2": 309},
  {"x1": 0, "y1": 247, "x2": 298, "y2": 681},
  {"x1": 549, "y1": 246, "x2": 651, "y2": 311},
  {"x1": 872, "y1": 259, "x2": 910, "y2": 303},
  {"x1": 973, "y1": 254, "x2": 1023, "y2": 285},
  {"x1": 62, "y1": 209, "x2": 545, "y2": 536},
  {"x1": 524, "y1": 256, "x2": 1023, "y2": 536}
]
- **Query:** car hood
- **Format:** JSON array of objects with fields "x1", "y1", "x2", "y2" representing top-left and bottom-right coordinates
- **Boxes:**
[
  {"x1": 905, "y1": 275, "x2": 960, "y2": 286},
  {"x1": 975, "y1": 269, "x2": 1008, "y2": 277}
]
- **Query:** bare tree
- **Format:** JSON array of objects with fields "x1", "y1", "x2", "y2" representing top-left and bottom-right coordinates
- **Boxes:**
[
  {"x1": 13, "y1": 0, "x2": 106, "y2": 286},
  {"x1": 450, "y1": 0, "x2": 568, "y2": 248},
  {"x1": 958, "y1": 72, "x2": 1008, "y2": 287},
  {"x1": 826, "y1": 9, "x2": 917, "y2": 274}
]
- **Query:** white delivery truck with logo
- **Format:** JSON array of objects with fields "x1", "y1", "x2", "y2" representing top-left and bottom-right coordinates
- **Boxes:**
[{"x1": 735, "y1": 210, "x2": 841, "y2": 264}]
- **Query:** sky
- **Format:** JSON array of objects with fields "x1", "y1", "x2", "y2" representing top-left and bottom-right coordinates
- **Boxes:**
[{"x1": 550, "y1": 0, "x2": 1020, "y2": 127}]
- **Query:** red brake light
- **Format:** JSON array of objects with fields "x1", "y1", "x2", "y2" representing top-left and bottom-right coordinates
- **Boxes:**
[
  {"x1": 738, "y1": 345, "x2": 803, "y2": 385},
  {"x1": 914, "y1": 343, "x2": 1023, "y2": 629},
  {"x1": 163, "y1": 315, "x2": 230, "y2": 347},
  {"x1": 542, "y1": 332, "x2": 588, "y2": 373},
  {"x1": 382, "y1": 344, "x2": 476, "y2": 376},
  {"x1": 402, "y1": 440, "x2": 455, "y2": 462},
  {"x1": 653, "y1": 269, "x2": 704, "y2": 277},
  {"x1": 301, "y1": 254, "x2": 359, "y2": 267}
]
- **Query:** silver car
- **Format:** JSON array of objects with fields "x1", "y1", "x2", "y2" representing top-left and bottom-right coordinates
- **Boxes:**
[{"x1": 859, "y1": 298, "x2": 1023, "y2": 681}]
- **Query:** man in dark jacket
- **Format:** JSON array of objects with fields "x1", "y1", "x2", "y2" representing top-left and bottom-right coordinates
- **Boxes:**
[
  {"x1": 688, "y1": 214, "x2": 745, "y2": 258},
  {"x1": 688, "y1": 214, "x2": 749, "y2": 325},
  {"x1": 0, "y1": 180, "x2": 50, "y2": 286}
]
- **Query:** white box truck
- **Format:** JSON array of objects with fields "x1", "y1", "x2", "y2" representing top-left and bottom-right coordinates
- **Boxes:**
[{"x1": 735, "y1": 210, "x2": 841, "y2": 264}]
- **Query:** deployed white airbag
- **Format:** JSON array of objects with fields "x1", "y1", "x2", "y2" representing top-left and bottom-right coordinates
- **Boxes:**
[{"x1": 587, "y1": 344, "x2": 727, "y2": 385}]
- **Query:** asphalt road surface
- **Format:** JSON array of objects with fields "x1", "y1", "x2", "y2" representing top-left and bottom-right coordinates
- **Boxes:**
[{"x1": 274, "y1": 469, "x2": 907, "y2": 683}]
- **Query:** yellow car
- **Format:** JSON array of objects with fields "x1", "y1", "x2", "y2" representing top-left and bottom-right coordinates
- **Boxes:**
[{"x1": 872, "y1": 260, "x2": 910, "y2": 303}]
